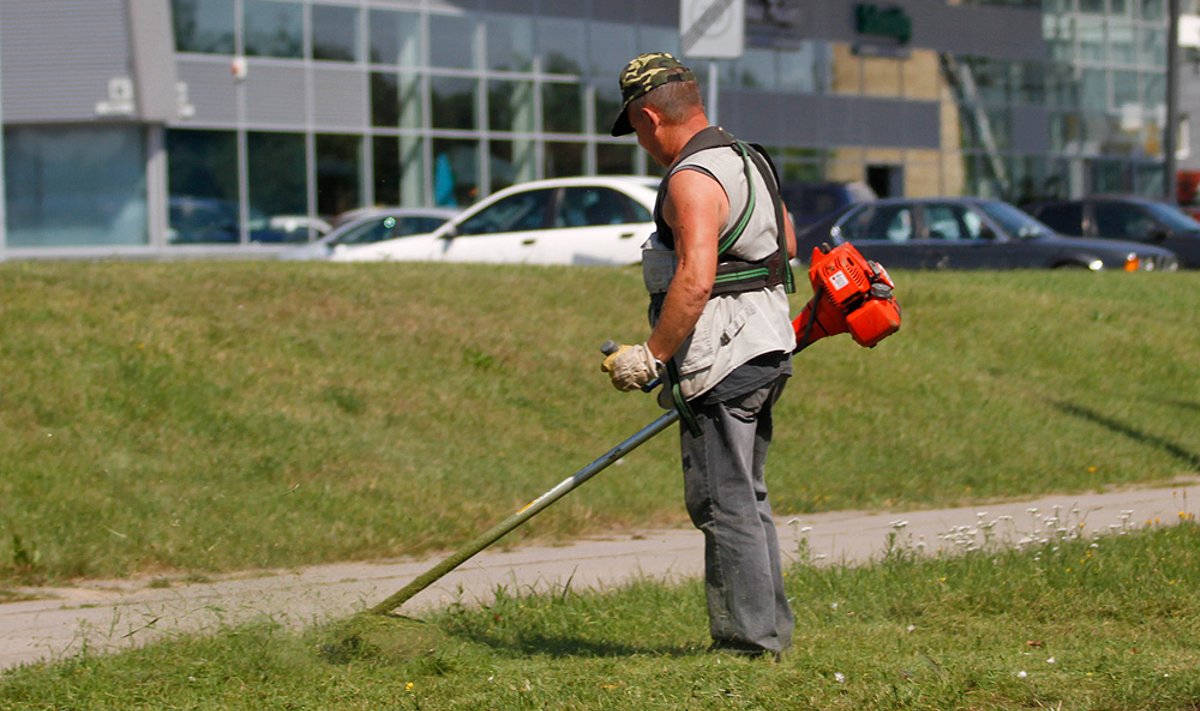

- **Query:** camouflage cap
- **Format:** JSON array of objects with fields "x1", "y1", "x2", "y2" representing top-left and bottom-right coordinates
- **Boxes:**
[{"x1": 610, "y1": 52, "x2": 697, "y2": 137}]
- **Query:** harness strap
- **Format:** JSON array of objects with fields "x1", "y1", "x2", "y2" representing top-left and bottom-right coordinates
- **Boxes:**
[{"x1": 666, "y1": 359, "x2": 702, "y2": 436}]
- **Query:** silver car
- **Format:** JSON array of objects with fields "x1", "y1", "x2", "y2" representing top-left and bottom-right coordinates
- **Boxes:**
[{"x1": 278, "y1": 208, "x2": 459, "y2": 261}]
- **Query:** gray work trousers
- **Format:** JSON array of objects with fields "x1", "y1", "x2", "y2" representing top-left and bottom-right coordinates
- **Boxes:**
[{"x1": 680, "y1": 376, "x2": 793, "y2": 654}]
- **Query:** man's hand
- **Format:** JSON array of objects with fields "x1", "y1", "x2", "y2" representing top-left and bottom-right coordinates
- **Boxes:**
[{"x1": 601, "y1": 343, "x2": 662, "y2": 391}]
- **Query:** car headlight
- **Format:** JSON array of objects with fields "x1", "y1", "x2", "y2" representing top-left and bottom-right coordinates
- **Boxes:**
[{"x1": 1088, "y1": 259, "x2": 1105, "y2": 271}]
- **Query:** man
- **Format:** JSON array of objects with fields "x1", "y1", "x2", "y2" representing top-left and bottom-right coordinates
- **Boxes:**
[{"x1": 601, "y1": 52, "x2": 798, "y2": 659}]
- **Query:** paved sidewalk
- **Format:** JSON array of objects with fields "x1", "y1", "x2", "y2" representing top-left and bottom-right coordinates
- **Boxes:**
[{"x1": 1, "y1": 481, "x2": 1195, "y2": 670}]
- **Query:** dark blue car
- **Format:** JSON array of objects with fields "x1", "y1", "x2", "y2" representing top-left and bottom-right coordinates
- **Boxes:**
[
  {"x1": 798, "y1": 197, "x2": 1179, "y2": 271},
  {"x1": 1023, "y1": 195, "x2": 1200, "y2": 269}
]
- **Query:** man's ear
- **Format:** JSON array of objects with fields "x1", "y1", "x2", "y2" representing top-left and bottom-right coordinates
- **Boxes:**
[{"x1": 636, "y1": 103, "x2": 665, "y2": 130}]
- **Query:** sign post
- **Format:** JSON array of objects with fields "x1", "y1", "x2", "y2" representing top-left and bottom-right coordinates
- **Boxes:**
[
  {"x1": 0, "y1": 24, "x2": 6, "y2": 256},
  {"x1": 680, "y1": 0, "x2": 745, "y2": 126}
]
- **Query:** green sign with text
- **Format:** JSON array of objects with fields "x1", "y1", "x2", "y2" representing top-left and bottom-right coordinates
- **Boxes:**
[{"x1": 855, "y1": 3, "x2": 912, "y2": 45}]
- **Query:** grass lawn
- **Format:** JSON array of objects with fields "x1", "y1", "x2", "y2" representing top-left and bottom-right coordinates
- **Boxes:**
[
  {"x1": 1, "y1": 261, "x2": 1198, "y2": 708},
  {"x1": 2, "y1": 522, "x2": 1198, "y2": 709},
  {"x1": 0, "y1": 262, "x2": 1196, "y2": 586}
]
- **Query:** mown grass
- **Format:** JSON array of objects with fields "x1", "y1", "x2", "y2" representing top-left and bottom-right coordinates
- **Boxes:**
[
  {"x1": 2, "y1": 522, "x2": 1198, "y2": 709},
  {"x1": 0, "y1": 262, "x2": 1197, "y2": 583}
]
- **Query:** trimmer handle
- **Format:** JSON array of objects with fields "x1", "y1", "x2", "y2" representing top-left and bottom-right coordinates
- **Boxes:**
[{"x1": 599, "y1": 340, "x2": 661, "y2": 393}]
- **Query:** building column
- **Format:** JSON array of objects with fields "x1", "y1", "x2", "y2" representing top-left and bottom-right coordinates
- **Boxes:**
[{"x1": 145, "y1": 125, "x2": 169, "y2": 249}]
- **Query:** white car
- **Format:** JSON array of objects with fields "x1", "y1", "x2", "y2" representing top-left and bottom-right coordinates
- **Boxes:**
[
  {"x1": 331, "y1": 176, "x2": 660, "y2": 266},
  {"x1": 278, "y1": 207, "x2": 458, "y2": 261}
]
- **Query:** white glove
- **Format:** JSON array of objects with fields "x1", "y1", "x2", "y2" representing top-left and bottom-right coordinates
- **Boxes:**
[{"x1": 600, "y1": 343, "x2": 663, "y2": 392}]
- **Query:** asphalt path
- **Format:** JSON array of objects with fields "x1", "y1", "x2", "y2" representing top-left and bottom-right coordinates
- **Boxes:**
[{"x1": 1, "y1": 481, "x2": 1196, "y2": 671}]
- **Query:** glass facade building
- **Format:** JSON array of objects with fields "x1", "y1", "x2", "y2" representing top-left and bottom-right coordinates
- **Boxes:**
[{"x1": 0, "y1": 0, "x2": 1190, "y2": 257}]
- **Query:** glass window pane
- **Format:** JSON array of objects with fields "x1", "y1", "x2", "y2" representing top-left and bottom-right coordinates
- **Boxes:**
[
  {"x1": 488, "y1": 140, "x2": 535, "y2": 193},
  {"x1": 1081, "y1": 68, "x2": 1108, "y2": 111},
  {"x1": 245, "y1": 0, "x2": 303, "y2": 59},
  {"x1": 594, "y1": 80, "x2": 623, "y2": 137},
  {"x1": 1143, "y1": 71, "x2": 1164, "y2": 106},
  {"x1": 371, "y1": 73, "x2": 399, "y2": 126},
  {"x1": 1140, "y1": 27, "x2": 1165, "y2": 67},
  {"x1": 1141, "y1": 0, "x2": 1164, "y2": 20},
  {"x1": 544, "y1": 141, "x2": 585, "y2": 178},
  {"x1": 369, "y1": 9, "x2": 421, "y2": 65},
  {"x1": 431, "y1": 77, "x2": 477, "y2": 130},
  {"x1": 373, "y1": 136, "x2": 401, "y2": 205},
  {"x1": 597, "y1": 144, "x2": 637, "y2": 175},
  {"x1": 736, "y1": 49, "x2": 778, "y2": 90},
  {"x1": 316, "y1": 134, "x2": 361, "y2": 218},
  {"x1": 371, "y1": 73, "x2": 423, "y2": 129},
  {"x1": 1109, "y1": 21, "x2": 1136, "y2": 64},
  {"x1": 1112, "y1": 69, "x2": 1138, "y2": 107},
  {"x1": 312, "y1": 4, "x2": 359, "y2": 62},
  {"x1": 248, "y1": 132, "x2": 307, "y2": 234},
  {"x1": 542, "y1": 83, "x2": 583, "y2": 133},
  {"x1": 488, "y1": 80, "x2": 535, "y2": 133},
  {"x1": 778, "y1": 44, "x2": 818, "y2": 93},
  {"x1": 167, "y1": 129, "x2": 238, "y2": 244},
  {"x1": 588, "y1": 21, "x2": 637, "y2": 78},
  {"x1": 487, "y1": 14, "x2": 534, "y2": 72},
  {"x1": 172, "y1": 0, "x2": 234, "y2": 54},
  {"x1": 432, "y1": 139, "x2": 479, "y2": 208},
  {"x1": 1077, "y1": 17, "x2": 1106, "y2": 62},
  {"x1": 5, "y1": 126, "x2": 147, "y2": 247},
  {"x1": 430, "y1": 14, "x2": 476, "y2": 69},
  {"x1": 637, "y1": 25, "x2": 679, "y2": 57},
  {"x1": 537, "y1": 18, "x2": 584, "y2": 74},
  {"x1": 1133, "y1": 162, "x2": 1163, "y2": 196}
]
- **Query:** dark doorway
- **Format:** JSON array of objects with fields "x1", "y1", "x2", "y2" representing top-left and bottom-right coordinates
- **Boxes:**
[{"x1": 867, "y1": 164, "x2": 904, "y2": 198}]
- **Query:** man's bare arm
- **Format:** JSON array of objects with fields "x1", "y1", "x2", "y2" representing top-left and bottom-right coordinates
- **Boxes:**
[{"x1": 645, "y1": 170, "x2": 729, "y2": 363}]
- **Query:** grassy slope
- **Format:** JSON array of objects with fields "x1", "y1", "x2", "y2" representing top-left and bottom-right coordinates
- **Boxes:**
[
  {"x1": 0, "y1": 262, "x2": 1197, "y2": 582},
  {"x1": 2, "y1": 523, "x2": 1198, "y2": 710}
]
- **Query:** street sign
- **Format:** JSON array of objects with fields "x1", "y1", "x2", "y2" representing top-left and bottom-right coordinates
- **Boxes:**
[
  {"x1": 680, "y1": 0, "x2": 745, "y2": 60},
  {"x1": 1180, "y1": 14, "x2": 1200, "y2": 48}
]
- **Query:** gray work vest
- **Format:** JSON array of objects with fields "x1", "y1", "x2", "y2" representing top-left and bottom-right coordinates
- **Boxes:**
[{"x1": 642, "y1": 128, "x2": 795, "y2": 403}]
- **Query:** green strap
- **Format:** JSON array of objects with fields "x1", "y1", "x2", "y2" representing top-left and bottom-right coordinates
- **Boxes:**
[
  {"x1": 666, "y1": 360, "x2": 702, "y2": 437},
  {"x1": 716, "y1": 142, "x2": 758, "y2": 256},
  {"x1": 713, "y1": 266, "x2": 772, "y2": 285}
]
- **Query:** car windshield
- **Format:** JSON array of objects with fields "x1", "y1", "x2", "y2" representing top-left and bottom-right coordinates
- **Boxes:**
[
  {"x1": 1142, "y1": 200, "x2": 1200, "y2": 231},
  {"x1": 331, "y1": 215, "x2": 403, "y2": 245},
  {"x1": 976, "y1": 200, "x2": 1053, "y2": 239}
]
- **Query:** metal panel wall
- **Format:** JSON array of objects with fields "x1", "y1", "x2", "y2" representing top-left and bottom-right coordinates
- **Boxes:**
[
  {"x1": 176, "y1": 60, "x2": 239, "y2": 125},
  {"x1": 753, "y1": 0, "x2": 1047, "y2": 63},
  {"x1": 312, "y1": 67, "x2": 367, "y2": 130},
  {"x1": 0, "y1": 0, "x2": 133, "y2": 123},
  {"x1": 721, "y1": 89, "x2": 940, "y2": 150},
  {"x1": 244, "y1": 64, "x2": 307, "y2": 128}
]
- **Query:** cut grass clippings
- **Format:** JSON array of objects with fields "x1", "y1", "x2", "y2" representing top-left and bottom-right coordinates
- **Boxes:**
[
  {"x1": 0, "y1": 262, "x2": 1197, "y2": 584},
  {"x1": 2, "y1": 522, "x2": 1198, "y2": 709}
]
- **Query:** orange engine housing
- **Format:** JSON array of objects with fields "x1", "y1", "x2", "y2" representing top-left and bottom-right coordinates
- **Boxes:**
[{"x1": 793, "y1": 242, "x2": 901, "y2": 351}]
